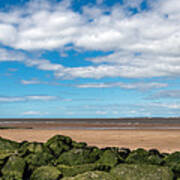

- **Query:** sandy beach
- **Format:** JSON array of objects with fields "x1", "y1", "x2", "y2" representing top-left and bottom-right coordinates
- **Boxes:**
[
  {"x1": 1, "y1": 118, "x2": 180, "y2": 153},
  {"x1": 0, "y1": 129, "x2": 180, "y2": 153}
]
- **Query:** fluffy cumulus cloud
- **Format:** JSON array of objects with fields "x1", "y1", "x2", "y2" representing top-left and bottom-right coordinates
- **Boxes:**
[
  {"x1": 0, "y1": 0, "x2": 180, "y2": 79},
  {"x1": 123, "y1": 0, "x2": 145, "y2": 9},
  {"x1": 0, "y1": 0, "x2": 83, "y2": 50},
  {"x1": 0, "y1": 48, "x2": 25, "y2": 62}
]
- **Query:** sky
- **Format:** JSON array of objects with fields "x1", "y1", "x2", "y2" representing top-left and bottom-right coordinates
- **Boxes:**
[{"x1": 0, "y1": 0, "x2": 180, "y2": 118}]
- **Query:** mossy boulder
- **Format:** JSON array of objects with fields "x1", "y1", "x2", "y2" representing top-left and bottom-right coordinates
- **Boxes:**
[
  {"x1": 0, "y1": 135, "x2": 177, "y2": 179},
  {"x1": 62, "y1": 171, "x2": 115, "y2": 180},
  {"x1": 0, "y1": 150, "x2": 15, "y2": 168},
  {"x1": 0, "y1": 137, "x2": 19, "y2": 151},
  {"x1": 118, "y1": 148, "x2": 131, "y2": 159},
  {"x1": 1, "y1": 155, "x2": 26, "y2": 180},
  {"x1": 30, "y1": 166, "x2": 62, "y2": 180},
  {"x1": 57, "y1": 147, "x2": 101, "y2": 166},
  {"x1": 149, "y1": 149, "x2": 162, "y2": 156},
  {"x1": 25, "y1": 151, "x2": 55, "y2": 172},
  {"x1": 58, "y1": 163, "x2": 110, "y2": 177},
  {"x1": 72, "y1": 141, "x2": 87, "y2": 149},
  {"x1": 164, "y1": 152, "x2": 180, "y2": 177},
  {"x1": 19, "y1": 141, "x2": 46, "y2": 156},
  {"x1": 96, "y1": 149, "x2": 123, "y2": 167},
  {"x1": 126, "y1": 148, "x2": 163, "y2": 165},
  {"x1": 111, "y1": 164, "x2": 174, "y2": 180},
  {"x1": 45, "y1": 135, "x2": 72, "y2": 157}
]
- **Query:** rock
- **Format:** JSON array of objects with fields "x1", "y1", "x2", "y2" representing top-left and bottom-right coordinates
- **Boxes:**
[
  {"x1": 126, "y1": 148, "x2": 163, "y2": 165},
  {"x1": 164, "y1": 152, "x2": 180, "y2": 165},
  {"x1": 25, "y1": 151, "x2": 55, "y2": 172},
  {"x1": 19, "y1": 142, "x2": 46, "y2": 156},
  {"x1": 1, "y1": 155, "x2": 26, "y2": 180},
  {"x1": 30, "y1": 166, "x2": 62, "y2": 180},
  {"x1": 146, "y1": 154, "x2": 164, "y2": 165},
  {"x1": 0, "y1": 150, "x2": 15, "y2": 168},
  {"x1": 111, "y1": 164, "x2": 174, "y2": 180},
  {"x1": 164, "y1": 152, "x2": 180, "y2": 177},
  {"x1": 45, "y1": 135, "x2": 72, "y2": 157},
  {"x1": 118, "y1": 148, "x2": 131, "y2": 159},
  {"x1": 58, "y1": 163, "x2": 110, "y2": 177},
  {"x1": 96, "y1": 149, "x2": 123, "y2": 167},
  {"x1": 46, "y1": 135, "x2": 72, "y2": 146},
  {"x1": 61, "y1": 171, "x2": 115, "y2": 180},
  {"x1": 161, "y1": 152, "x2": 169, "y2": 158},
  {"x1": 0, "y1": 137, "x2": 19, "y2": 151},
  {"x1": 148, "y1": 149, "x2": 161, "y2": 156},
  {"x1": 126, "y1": 148, "x2": 149, "y2": 164},
  {"x1": 57, "y1": 147, "x2": 101, "y2": 166},
  {"x1": 72, "y1": 141, "x2": 87, "y2": 149}
]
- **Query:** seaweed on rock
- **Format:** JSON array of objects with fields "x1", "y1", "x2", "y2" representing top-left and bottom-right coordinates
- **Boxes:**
[{"x1": 0, "y1": 135, "x2": 178, "y2": 180}]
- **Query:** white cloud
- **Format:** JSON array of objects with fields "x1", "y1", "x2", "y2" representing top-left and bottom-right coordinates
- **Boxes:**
[
  {"x1": 25, "y1": 59, "x2": 63, "y2": 71},
  {"x1": 150, "y1": 102, "x2": 180, "y2": 110},
  {"x1": 76, "y1": 82, "x2": 168, "y2": 90},
  {"x1": 26, "y1": 96, "x2": 57, "y2": 101},
  {"x1": 123, "y1": 0, "x2": 144, "y2": 9},
  {"x1": 0, "y1": 97, "x2": 24, "y2": 102},
  {"x1": 22, "y1": 111, "x2": 48, "y2": 116},
  {"x1": 0, "y1": 48, "x2": 25, "y2": 62},
  {"x1": 21, "y1": 79, "x2": 41, "y2": 85},
  {"x1": 0, "y1": 0, "x2": 180, "y2": 79},
  {"x1": 152, "y1": 90, "x2": 180, "y2": 99},
  {"x1": 0, "y1": 0, "x2": 83, "y2": 50},
  {"x1": 0, "y1": 95, "x2": 58, "y2": 102},
  {"x1": 0, "y1": 24, "x2": 17, "y2": 45},
  {"x1": 95, "y1": 110, "x2": 108, "y2": 115},
  {"x1": 0, "y1": 0, "x2": 179, "y2": 53},
  {"x1": 96, "y1": 0, "x2": 104, "y2": 5}
]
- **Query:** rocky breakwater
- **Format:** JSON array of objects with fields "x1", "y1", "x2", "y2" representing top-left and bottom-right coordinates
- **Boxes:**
[{"x1": 0, "y1": 134, "x2": 178, "y2": 179}]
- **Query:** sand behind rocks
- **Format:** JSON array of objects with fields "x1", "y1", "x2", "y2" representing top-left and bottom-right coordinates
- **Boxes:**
[{"x1": 0, "y1": 129, "x2": 180, "y2": 153}]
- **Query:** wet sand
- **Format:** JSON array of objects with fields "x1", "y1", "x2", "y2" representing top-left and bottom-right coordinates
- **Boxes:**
[{"x1": 0, "y1": 129, "x2": 180, "y2": 153}]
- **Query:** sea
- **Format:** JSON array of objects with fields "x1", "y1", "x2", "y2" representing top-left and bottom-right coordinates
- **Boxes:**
[{"x1": 0, "y1": 118, "x2": 180, "y2": 130}]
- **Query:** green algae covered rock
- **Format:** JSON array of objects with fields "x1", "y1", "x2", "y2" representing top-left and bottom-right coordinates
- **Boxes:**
[
  {"x1": 0, "y1": 135, "x2": 177, "y2": 180},
  {"x1": 58, "y1": 163, "x2": 110, "y2": 177},
  {"x1": 126, "y1": 148, "x2": 149, "y2": 163},
  {"x1": 45, "y1": 135, "x2": 72, "y2": 157},
  {"x1": 111, "y1": 164, "x2": 174, "y2": 180},
  {"x1": 148, "y1": 149, "x2": 162, "y2": 156},
  {"x1": 25, "y1": 151, "x2": 55, "y2": 172},
  {"x1": 96, "y1": 149, "x2": 123, "y2": 167},
  {"x1": 0, "y1": 150, "x2": 16, "y2": 168},
  {"x1": 19, "y1": 141, "x2": 46, "y2": 156},
  {"x1": 1, "y1": 155, "x2": 26, "y2": 180},
  {"x1": 72, "y1": 141, "x2": 87, "y2": 149},
  {"x1": 30, "y1": 166, "x2": 62, "y2": 180},
  {"x1": 126, "y1": 148, "x2": 163, "y2": 165},
  {"x1": 62, "y1": 171, "x2": 115, "y2": 180},
  {"x1": 0, "y1": 137, "x2": 19, "y2": 151},
  {"x1": 164, "y1": 152, "x2": 180, "y2": 165},
  {"x1": 118, "y1": 148, "x2": 131, "y2": 159},
  {"x1": 57, "y1": 147, "x2": 101, "y2": 166},
  {"x1": 164, "y1": 152, "x2": 180, "y2": 177}
]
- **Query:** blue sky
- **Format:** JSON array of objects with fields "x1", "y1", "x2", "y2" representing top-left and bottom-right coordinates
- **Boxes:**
[{"x1": 0, "y1": 0, "x2": 180, "y2": 118}]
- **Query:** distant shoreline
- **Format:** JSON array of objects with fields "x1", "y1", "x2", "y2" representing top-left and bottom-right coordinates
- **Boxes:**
[{"x1": 0, "y1": 118, "x2": 180, "y2": 130}]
